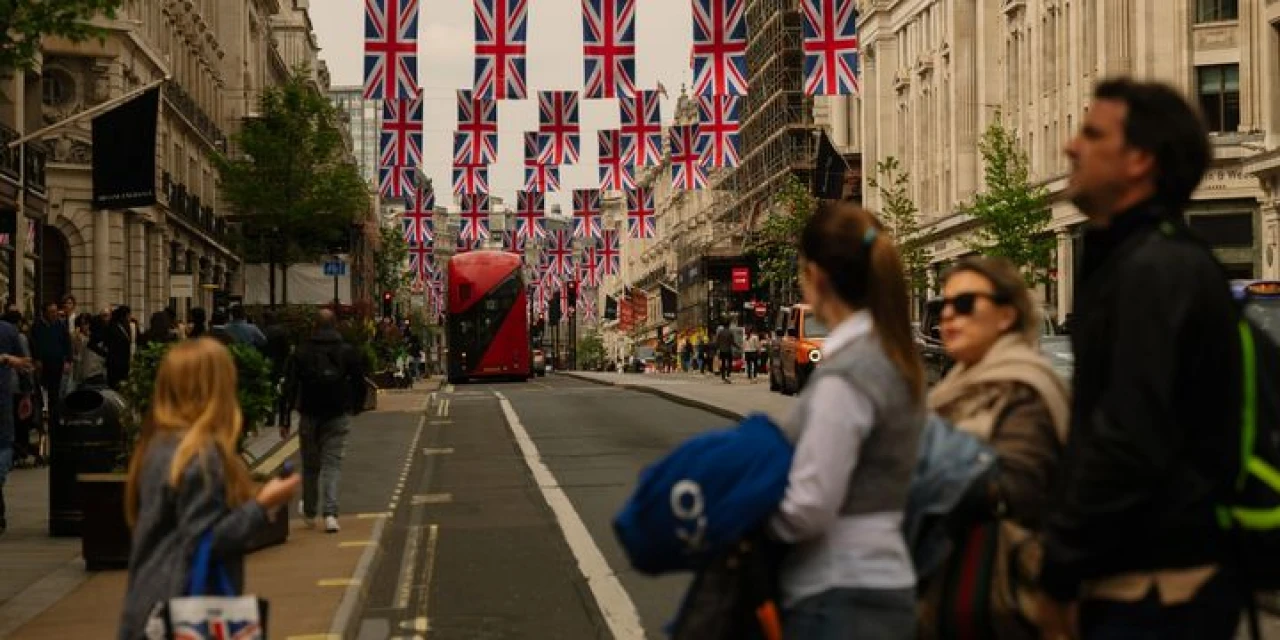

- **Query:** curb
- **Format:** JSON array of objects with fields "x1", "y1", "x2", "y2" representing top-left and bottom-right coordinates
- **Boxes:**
[
  {"x1": 559, "y1": 372, "x2": 746, "y2": 422},
  {"x1": 330, "y1": 514, "x2": 388, "y2": 640}
]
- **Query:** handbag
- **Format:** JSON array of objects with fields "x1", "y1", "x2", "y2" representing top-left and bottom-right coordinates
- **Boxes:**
[{"x1": 146, "y1": 531, "x2": 270, "y2": 639}]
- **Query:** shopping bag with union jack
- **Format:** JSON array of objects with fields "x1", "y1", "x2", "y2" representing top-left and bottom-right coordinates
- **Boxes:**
[{"x1": 146, "y1": 531, "x2": 269, "y2": 639}]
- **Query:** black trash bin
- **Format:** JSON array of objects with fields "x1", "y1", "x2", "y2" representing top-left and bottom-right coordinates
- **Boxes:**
[{"x1": 50, "y1": 386, "x2": 126, "y2": 537}]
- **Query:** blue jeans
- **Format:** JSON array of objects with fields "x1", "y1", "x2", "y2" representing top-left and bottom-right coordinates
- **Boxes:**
[
  {"x1": 299, "y1": 413, "x2": 349, "y2": 518},
  {"x1": 783, "y1": 587, "x2": 916, "y2": 640}
]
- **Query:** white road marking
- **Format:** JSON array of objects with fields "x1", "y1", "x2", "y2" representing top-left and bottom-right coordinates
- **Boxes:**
[
  {"x1": 494, "y1": 392, "x2": 645, "y2": 639},
  {"x1": 394, "y1": 525, "x2": 422, "y2": 609},
  {"x1": 422, "y1": 447, "x2": 455, "y2": 456},
  {"x1": 435, "y1": 398, "x2": 451, "y2": 417},
  {"x1": 411, "y1": 493, "x2": 452, "y2": 505},
  {"x1": 414, "y1": 525, "x2": 439, "y2": 636}
]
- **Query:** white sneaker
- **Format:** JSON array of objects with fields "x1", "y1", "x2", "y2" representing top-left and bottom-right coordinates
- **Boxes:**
[
  {"x1": 324, "y1": 516, "x2": 340, "y2": 533},
  {"x1": 299, "y1": 501, "x2": 315, "y2": 529}
]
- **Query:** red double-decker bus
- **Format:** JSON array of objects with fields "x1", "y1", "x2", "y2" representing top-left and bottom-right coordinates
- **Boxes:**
[{"x1": 446, "y1": 250, "x2": 531, "y2": 383}]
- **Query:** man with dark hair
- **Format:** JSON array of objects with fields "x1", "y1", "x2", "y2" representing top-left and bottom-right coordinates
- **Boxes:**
[
  {"x1": 282, "y1": 309, "x2": 367, "y2": 533},
  {"x1": 224, "y1": 304, "x2": 266, "y2": 349},
  {"x1": 1038, "y1": 78, "x2": 1242, "y2": 637},
  {"x1": 31, "y1": 301, "x2": 72, "y2": 432}
]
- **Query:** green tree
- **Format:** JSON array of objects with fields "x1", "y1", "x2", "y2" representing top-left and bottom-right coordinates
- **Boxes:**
[
  {"x1": 869, "y1": 156, "x2": 931, "y2": 298},
  {"x1": 747, "y1": 175, "x2": 815, "y2": 303},
  {"x1": 578, "y1": 332, "x2": 606, "y2": 371},
  {"x1": 0, "y1": 1, "x2": 122, "y2": 71},
  {"x1": 965, "y1": 113, "x2": 1054, "y2": 284},
  {"x1": 216, "y1": 68, "x2": 371, "y2": 305},
  {"x1": 375, "y1": 223, "x2": 411, "y2": 299}
]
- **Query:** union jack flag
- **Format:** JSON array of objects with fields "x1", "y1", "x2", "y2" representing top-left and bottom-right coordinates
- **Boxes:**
[
  {"x1": 474, "y1": 0, "x2": 529, "y2": 100},
  {"x1": 578, "y1": 292, "x2": 598, "y2": 323},
  {"x1": 691, "y1": 0, "x2": 748, "y2": 96},
  {"x1": 626, "y1": 188, "x2": 656, "y2": 239},
  {"x1": 582, "y1": 0, "x2": 637, "y2": 99},
  {"x1": 459, "y1": 193, "x2": 491, "y2": 245},
  {"x1": 537, "y1": 91, "x2": 581, "y2": 165},
  {"x1": 402, "y1": 186, "x2": 434, "y2": 244},
  {"x1": 579, "y1": 243, "x2": 603, "y2": 287},
  {"x1": 620, "y1": 90, "x2": 662, "y2": 166},
  {"x1": 173, "y1": 615, "x2": 261, "y2": 640},
  {"x1": 670, "y1": 125, "x2": 707, "y2": 190},
  {"x1": 380, "y1": 91, "x2": 423, "y2": 167},
  {"x1": 802, "y1": 0, "x2": 860, "y2": 96},
  {"x1": 545, "y1": 229, "x2": 576, "y2": 278},
  {"x1": 598, "y1": 130, "x2": 635, "y2": 192},
  {"x1": 572, "y1": 189, "x2": 602, "y2": 239},
  {"x1": 454, "y1": 90, "x2": 498, "y2": 165},
  {"x1": 408, "y1": 242, "x2": 434, "y2": 282},
  {"x1": 524, "y1": 164, "x2": 560, "y2": 193},
  {"x1": 453, "y1": 165, "x2": 489, "y2": 195},
  {"x1": 696, "y1": 95, "x2": 740, "y2": 167},
  {"x1": 600, "y1": 228, "x2": 621, "y2": 275},
  {"x1": 514, "y1": 190, "x2": 547, "y2": 243},
  {"x1": 379, "y1": 165, "x2": 415, "y2": 198},
  {"x1": 363, "y1": 0, "x2": 420, "y2": 100}
]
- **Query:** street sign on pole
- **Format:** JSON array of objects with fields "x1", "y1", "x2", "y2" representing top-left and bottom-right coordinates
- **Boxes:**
[{"x1": 323, "y1": 260, "x2": 347, "y2": 277}]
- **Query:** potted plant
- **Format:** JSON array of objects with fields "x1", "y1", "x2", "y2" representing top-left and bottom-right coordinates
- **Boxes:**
[{"x1": 79, "y1": 340, "x2": 283, "y2": 569}]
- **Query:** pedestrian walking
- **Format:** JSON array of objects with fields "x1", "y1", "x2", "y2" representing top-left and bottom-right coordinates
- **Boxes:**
[
  {"x1": 261, "y1": 311, "x2": 292, "y2": 428},
  {"x1": 681, "y1": 339, "x2": 693, "y2": 373},
  {"x1": 768, "y1": 200, "x2": 925, "y2": 638},
  {"x1": 744, "y1": 330, "x2": 761, "y2": 380},
  {"x1": 31, "y1": 301, "x2": 72, "y2": 433},
  {"x1": 186, "y1": 307, "x2": 208, "y2": 340},
  {"x1": 118, "y1": 338, "x2": 299, "y2": 640},
  {"x1": 282, "y1": 309, "x2": 367, "y2": 533},
  {"x1": 105, "y1": 305, "x2": 133, "y2": 390},
  {"x1": 1037, "y1": 78, "x2": 1243, "y2": 639},
  {"x1": 714, "y1": 325, "x2": 734, "y2": 383},
  {"x1": 0, "y1": 312, "x2": 32, "y2": 531},
  {"x1": 224, "y1": 305, "x2": 267, "y2": 349},
  {"x1": 918, "y1": 257, "x2": 1070, "y2": 639}
]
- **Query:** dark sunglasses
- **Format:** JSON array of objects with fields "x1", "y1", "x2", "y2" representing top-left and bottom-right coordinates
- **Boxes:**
[{"x1": 941, "y1": 292, "x2": 1011, "y2": 316}]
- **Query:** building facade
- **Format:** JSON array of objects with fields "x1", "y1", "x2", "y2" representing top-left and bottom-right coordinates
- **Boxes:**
[
  {"x1": 32, "y1": 0, "x2": 327, "y2": 321},
  {"x1": 846, "y1": 0, "x2": 1278, "y2": 322}
]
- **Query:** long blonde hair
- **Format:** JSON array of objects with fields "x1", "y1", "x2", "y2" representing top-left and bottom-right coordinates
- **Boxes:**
[{"x1": 125, "y1": 338, "x2": 255, "y2": 527}]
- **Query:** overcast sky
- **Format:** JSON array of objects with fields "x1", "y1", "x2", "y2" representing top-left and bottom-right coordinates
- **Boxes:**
[{"x1": 309, "y1": 0, "x2": 695, "y2": 215}]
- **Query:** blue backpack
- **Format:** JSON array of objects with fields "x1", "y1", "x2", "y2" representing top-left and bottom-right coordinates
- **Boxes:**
[{"x1": 613, "y1": 413, "x2": 794, "y2": 575}]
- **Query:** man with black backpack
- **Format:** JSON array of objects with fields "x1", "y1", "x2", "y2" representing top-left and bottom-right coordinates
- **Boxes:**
[
  {"x1": 1037, "y1": 78, "x2": 1244, "y2": 638},
  {"x1": 282, "y1": 309, "x2": 367, "y2": 533}
]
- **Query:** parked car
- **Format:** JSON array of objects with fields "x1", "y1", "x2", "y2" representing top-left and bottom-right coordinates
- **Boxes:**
[
  {"x1": 531, "y1": 349, "x2": 547, "y2": 376},
  {"x1": 778, "y1": 303, "x2": 828, "y2": 395}
]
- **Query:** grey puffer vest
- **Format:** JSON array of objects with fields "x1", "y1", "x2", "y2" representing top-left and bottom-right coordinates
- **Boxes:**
[{"x1": 784, "y1": 333, "x2": 924, "y2": 515}]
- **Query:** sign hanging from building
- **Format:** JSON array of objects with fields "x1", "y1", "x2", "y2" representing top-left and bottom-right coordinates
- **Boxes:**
[
  {"x1": 92, "y1": 86, "x2": 161, "y2": 209},
  {"x1": 731, "y1": 266, "x2": 750, "y2": 292},
  {"x1": 660, "y1": 285, "x2": 677, "y2": 321}
]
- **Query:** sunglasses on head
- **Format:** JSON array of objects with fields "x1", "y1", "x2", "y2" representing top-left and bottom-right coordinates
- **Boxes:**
[{"x1": 941, "y1": 292, "x2": 1011, "y2": 316}]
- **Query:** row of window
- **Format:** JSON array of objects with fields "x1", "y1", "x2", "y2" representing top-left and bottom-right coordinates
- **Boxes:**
[{"x1": 1196, "y1": 0, "x2": 1238, "y2": 23}]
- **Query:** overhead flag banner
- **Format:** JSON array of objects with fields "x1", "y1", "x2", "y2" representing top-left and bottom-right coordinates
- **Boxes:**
[
  {"x1": 669, "y1": 125, "x2": 707, "y2": 191},
  {"x1": 459, "y1": 193, "x2": 492, "y2": 245},
  {"x1": 379, "y1": 165, "x2": 415, "y2": 199},
  {"x1": 514, "y1": 190, "x2": 547, "y2": 243},
  {"x1": 582, "y1": 0, "x2": 638, "y2": 99},
  {"x1": 380, "y1": 90, "x2": 424, "y2": 168},
  {"x1": 600, "y1": 228, "x2": 621, "y2": 276},
  {"x1": 572, "y1": 189, "x2": 602, "y2": 239},
  {"x1": 545, "y1": 229, "x2": 576, "y2": 278},
  {"x1": 408, "y1": 242, "x2": 434, "y2": 283},
  {"x1": 802, "y1": 0, "x2": 860, "y2": 96},
  {"x1": 580, "y1": 243, "x2": 603, "y2": 287},
  {"x1": 364, "y1": 0, "x2": 420, "y2": 100},
  {"x1": 474, "y1": 0, "x2": 530, "y2": 100},
  {"x1": 697, "y1": 95, "x2": 740, "y2": 167},
  {"x1": 690, "y1": 0, "x2": 748, "y2": 96},
  {"x1": 524, "y1": 133, "x2": 561, "y2": 192},
  {"x1": 537, "y1": 91, "x2": 581, "y2": 165},
  {"x1": 598, "y1": 129, "x2": 635, "y2": 192},
  {"x1": 620, "y1": 90, "x2": 662, "y2": 167},
  {"x1": 92, "y1": 85, "x2": 160, "y2": 209},
  {"x1": 455, "y1": 90, "x2": 498, "y2": 165},
  {"x1": 626, "y1": 188, "x2": 656, "y2": 239},
  {"x1": 402, "y1": 186, "x2": 434, "y2": 245},
  {"x1": 452, "y1": 165, "x2": 489, "y2": 195}
]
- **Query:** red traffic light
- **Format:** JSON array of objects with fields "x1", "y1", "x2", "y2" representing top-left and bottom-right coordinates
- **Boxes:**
[{"x1": 382, "y1": 292, "x2": 393, "y2": 301}]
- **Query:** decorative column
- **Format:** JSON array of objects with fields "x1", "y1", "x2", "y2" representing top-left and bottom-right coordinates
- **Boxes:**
[{"x1": 1056, "y1": 228, "x2": 1074, "y2": 324}]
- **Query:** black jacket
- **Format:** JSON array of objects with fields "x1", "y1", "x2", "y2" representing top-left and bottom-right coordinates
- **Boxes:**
[
  {"x1": 283, "y1": 328, "x2": 367, "y2": 420},
  {"x1": 105, "y1": 321, "x2": 133, "y2": 388},
  {"x1": 1040, "y1": 201, "x2": 1241, "y2": 600}
]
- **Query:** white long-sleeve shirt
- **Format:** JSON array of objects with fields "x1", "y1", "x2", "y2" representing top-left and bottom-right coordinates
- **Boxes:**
[{"x1": 768, "y1": 311, "x2": 916, "y2": 605}]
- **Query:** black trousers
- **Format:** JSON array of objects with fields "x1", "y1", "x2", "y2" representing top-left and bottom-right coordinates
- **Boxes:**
[
  {"x1": 1079, "y1": 568, "x2": 1241, "y2": 639},
  {"x1": 719, "y1": 352, "x2": 732, "y2": 380}
]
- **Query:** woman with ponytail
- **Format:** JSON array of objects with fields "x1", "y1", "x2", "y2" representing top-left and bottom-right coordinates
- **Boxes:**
[{"x1": 767, "y1": 200, "x2": 926, "y2": 638}]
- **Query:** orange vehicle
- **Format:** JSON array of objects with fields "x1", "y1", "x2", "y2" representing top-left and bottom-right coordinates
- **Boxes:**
[{"x1": 778, "y1": 303, "x2": 829, "y2": 395}]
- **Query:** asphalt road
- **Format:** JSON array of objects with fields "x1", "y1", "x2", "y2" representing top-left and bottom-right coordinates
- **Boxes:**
[{"x1": 350, "y1": 374, "x2": 731, "y2": 640}]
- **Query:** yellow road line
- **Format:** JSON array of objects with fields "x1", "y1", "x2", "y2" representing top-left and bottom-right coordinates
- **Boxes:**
[
  {"x1": 339, "y1": 540, "x2": 376, "y2": 548},
  {"x1": 317, "y1": 578, "x2": 359, "y2": 587},
  {"x1": 356, "y1": 512, "x2": 392, "y2": 519}
]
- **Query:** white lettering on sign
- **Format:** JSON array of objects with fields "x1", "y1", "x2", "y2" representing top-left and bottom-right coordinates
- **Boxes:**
[{"x1": 670, "y1": 479, "x2": 708, "y2": 554}]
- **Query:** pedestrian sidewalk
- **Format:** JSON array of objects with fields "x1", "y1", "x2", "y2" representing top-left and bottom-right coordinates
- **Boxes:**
[
  {"x1": 563, "y1": 370, "x2": 796, "y2": 423},
  {"x1": 0, "y1": 377, "x2": 441, "y2": 639}
]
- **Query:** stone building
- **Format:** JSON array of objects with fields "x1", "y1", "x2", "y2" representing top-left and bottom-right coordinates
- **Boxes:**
[
  {"x1": 840, "y1": 0, "x2": 1278, "y2": 322},
  {"x1": 32, "y1": 0, "x2": 328, "y2": 321}
]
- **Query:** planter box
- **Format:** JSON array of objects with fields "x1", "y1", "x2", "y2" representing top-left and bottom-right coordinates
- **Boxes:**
[{"x1": 78, "y1": 473, "x2": 131, "y2": 571}]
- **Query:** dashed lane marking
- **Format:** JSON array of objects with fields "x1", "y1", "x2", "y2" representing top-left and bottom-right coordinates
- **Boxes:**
[
  {"x1": 318, "y1": 578, "x2": 359, "y2": 587},
  {"x1": 422, "y1": 447, "x2": 455, "y2": 456},
  {"x1": 338, "y1": 540, "x2": 375, "y2": 548},
  {"x1": 413, "y1": 525, "x2": 440, "y2": 637},
  {"x1": 394, "y1": 525, "x2": 423, "y2": 609},
  {"x1": 357, "y1": 512, "x2": 392, "y2": 519},
  {"x1": 411, "y1": 493, "x2": 452, "y2": 505},
  {"x1": 494, "y1": 392, "x2": 645, "y2": 639},
  {"x1": 428, "y1": 420, "x2": 451, "y2": 425}
]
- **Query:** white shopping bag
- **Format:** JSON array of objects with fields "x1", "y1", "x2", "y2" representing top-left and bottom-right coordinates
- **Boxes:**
[{"x1": 147, "y1": 531, "x2": 269, "y2": 639}]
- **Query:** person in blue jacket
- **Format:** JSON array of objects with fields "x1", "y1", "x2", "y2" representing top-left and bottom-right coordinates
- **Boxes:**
[{"x1": 768, "y1": 200, "x2": 926, "y2": 639}]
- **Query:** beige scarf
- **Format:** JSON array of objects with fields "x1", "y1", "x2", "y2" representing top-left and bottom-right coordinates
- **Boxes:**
[{"x1": 927, "y1": 334, "x2": 1070, "y2": 443}]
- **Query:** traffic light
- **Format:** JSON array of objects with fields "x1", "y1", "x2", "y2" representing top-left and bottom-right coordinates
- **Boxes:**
[
  {"x1": 567, "y1": 282, "x2": 578, "y2": 308},
  {"x1": 381, "y1": 291, "x2": 393, "y2": 318}
]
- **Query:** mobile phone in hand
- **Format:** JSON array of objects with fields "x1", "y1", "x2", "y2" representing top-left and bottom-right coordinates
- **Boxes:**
[{"x1": 278, "y1": 461, "x2": 295, "y2": 479}]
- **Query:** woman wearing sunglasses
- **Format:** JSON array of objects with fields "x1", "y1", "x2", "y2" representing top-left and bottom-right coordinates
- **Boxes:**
[
  {"x1": 768, "y1": 201, "x2": 925, "y2": 639},
  {"x1": 920, "y1": 256, "x2": 1070, "y2": 639}
]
